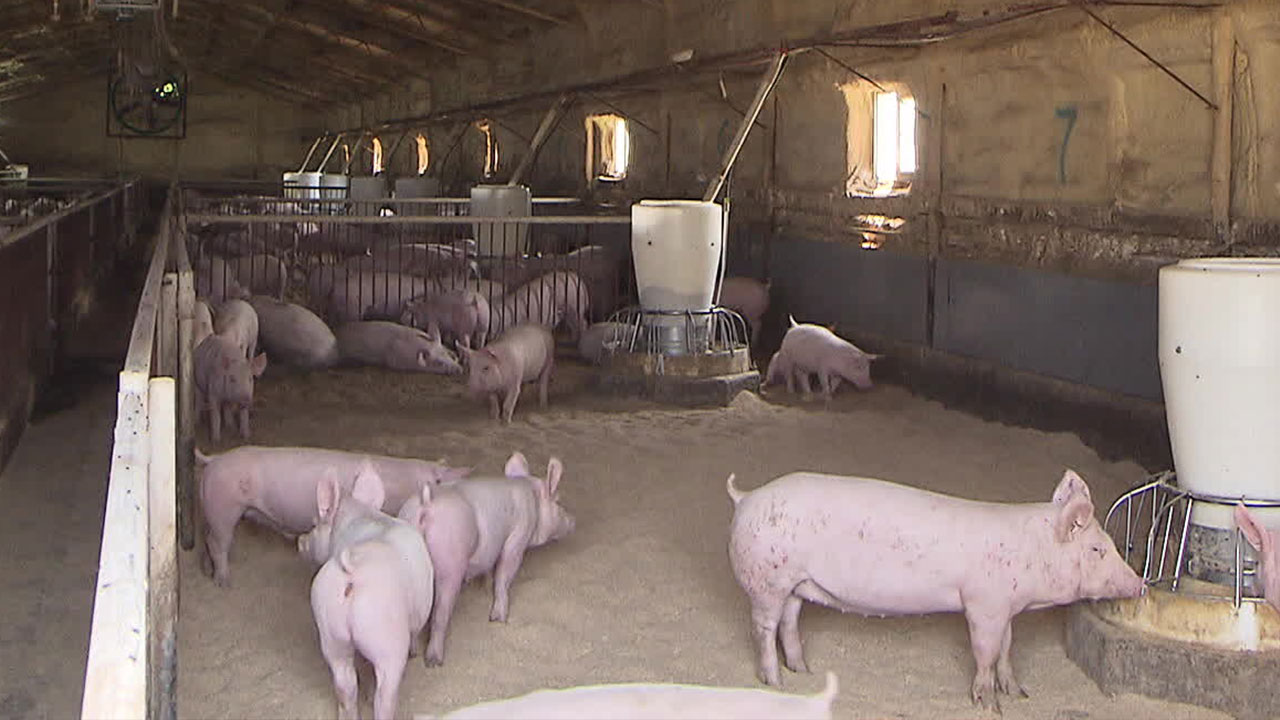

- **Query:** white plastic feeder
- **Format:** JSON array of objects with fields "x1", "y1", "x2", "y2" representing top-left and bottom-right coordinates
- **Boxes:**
[
  {"x1": 471, "y1": 184, "x2": 530, "y2": 256},
  {"x1": 283, "y1": 170, "x2": 322, "y2": 200},
  {"x1": 319, "y1": 173, "x2": 350, "y2": 215},
  {"x1": 1159, "y1": 257, "x2": 1280, "y2": 528},
  {"x1": 630, "y1": 200, "x2": 722, "y2": 312}
]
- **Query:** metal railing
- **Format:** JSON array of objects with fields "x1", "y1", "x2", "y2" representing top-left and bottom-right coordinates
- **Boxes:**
[{"x1": 80, "y1": 184, "x2": 194, "y2": 720}]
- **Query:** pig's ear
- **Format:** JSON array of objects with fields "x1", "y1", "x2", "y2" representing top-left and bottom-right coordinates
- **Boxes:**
[
  {"x1": 545, "y1": 457, "x2": 563, "y2": 498},
  {"x1": 410, "y1": 484, "x2": 433, "y2": 533},
  {"x1": 416, "y1": 351, "x2": 428, "y2": 368},
  {"x1": 317, "y1": 470, "x2": 341, "y2": 522},
  {"x1": 352, "y1": 460, "x2": 387, "y2": 509},
  {"x1": 1054, "y1": 495, "x2": 1095, "y2": 543},
  {"x1": 1235, "y1": 503, "x2": 1272, "y2": 555},
  {"x1": 251, "y1": 353, "x2": 268, "y2": 377},
  {"x1": 440, "y1": 465, "x2": 471, "y2": 483},
  {"x1": 504, "y1": 452, "x2": 530, "y2": 478},
  {"x1": 1052, "y1": 469, "x2": 1091, "y2": 506},
  {"x1": 865, "y1": 353, "x2": 884, "y2": 362}
]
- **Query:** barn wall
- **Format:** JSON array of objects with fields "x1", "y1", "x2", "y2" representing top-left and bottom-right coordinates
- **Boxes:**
[{"x1": 0, "y1": 73, "x2": 313, "y2": 181}]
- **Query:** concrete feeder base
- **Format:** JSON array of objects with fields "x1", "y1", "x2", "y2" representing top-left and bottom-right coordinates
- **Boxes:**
[
  {"x1": 1066, "y1": 595, "x2": 1280, "y2": 720},
  {"x1": 597, "y1": 348, "x2": 759, "y2": 406}
]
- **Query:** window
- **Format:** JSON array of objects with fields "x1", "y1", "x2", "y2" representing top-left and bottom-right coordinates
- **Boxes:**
[
  {"x1": 476, "y1": 120, "x2": 499, "y2": 178},
  {"x1": 415, "y1": 133, "x2": 430, "y2": 175},
  {"x1": 585, "y1": 113, "x2": 630, "y2": 182},
  {"x1": 371, "y1": 136, "x2": 384, "y2": 175},
  {"x1": 842, "y1": 83, "x2": 917, "y2": 197}
]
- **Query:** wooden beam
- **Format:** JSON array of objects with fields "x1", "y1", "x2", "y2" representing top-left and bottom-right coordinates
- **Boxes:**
[
  {"x1": 466, "y1": 0, "x2": 568, "y2": 25},
  {"x1": 1210, "y1": 8, "x2": 1233, "y2": 231},
  {"x1": 322, "y1": 0, "x2": 476, "y2": 54}
]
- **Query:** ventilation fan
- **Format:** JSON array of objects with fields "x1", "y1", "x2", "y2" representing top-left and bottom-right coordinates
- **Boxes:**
[{"x1": 105, "y1": 3, "x2": 187, "y2": 138}]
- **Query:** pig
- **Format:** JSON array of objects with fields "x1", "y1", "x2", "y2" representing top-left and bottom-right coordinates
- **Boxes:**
[
  {"x1": 213, "y1": 298, "x2": 259, "y2": 360},
  {"x1": 357, "y1": 242, "x2": 479, "y2": 278},
  {"x1": 299, "y1": 462, "x2": 434, "y2": 720},
  {"x1": 194, "y1": 299, "x2": 215, "y2": 348},
  {"x1": 489, "y1": 271, "x2": 590, "y2": 341},
  {"x1": 400, "y1": 289, "x2": 491, "y2": 351},
  {"x1": 726, "y1": 468, "x2": 1145, "y2": 711},
  {"x1": 196, "y1": 444, "x2": 470, "y2": 587},
  {"x1": 398, "y1": 451, "x2": 575, "y2": 666},
  {"x1": 769, "y1": 316, "x2": 880, "y2": 400},
  {"x1": 456, "y1": 324, "x2": 555, "y2": 423},
  {"x1": 196, "y1": 255, "x2": 251, "y2": 304},
  {"x1": 226, "y1": 253, "x2": 289, "y2": 298},
  {"x1": 193, "y1": 335, "x2": 267, "y2": 443},
  {"x1": 334, "y1": 321, "x2": 463, "y2": 374},
  {"x1": 1234, "y1": 504, "x2": 1280, "y2": 612},
  {"x1": 328, "y1": 271, "x2": 434, "y2": 323},
  {"x1": 719, "y1": 277, "x2": 770, "y2": 347},
  {"x1": 248, "y1": 295, "x2": 340, "y2": 369},
  {"x1": 577, "y1": 321, "x2": 637, "y2": 364},
  {"x1": 430, "y1": 671, "x2": 837, "y2": 720}
]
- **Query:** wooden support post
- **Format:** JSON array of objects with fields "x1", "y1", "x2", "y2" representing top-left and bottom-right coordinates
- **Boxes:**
[
  {"x1": 158, "y1": 273, "x2": 178, "y2": 378},
  {"x1": 176, "y1": 267, "x2": 196, "y2": 551},
  {"x1": 924, "y1": 68, "x2": 946, "y2": 348},
  {"x1": 508, "y1": 93, "x2": 573, "y2": 188},
  {"x1": 1210, "y1": 10, "x2": 1234, "y2": 238},
  {"x1": 148, "y1": 378, "x2": 178, "y2": 720}
]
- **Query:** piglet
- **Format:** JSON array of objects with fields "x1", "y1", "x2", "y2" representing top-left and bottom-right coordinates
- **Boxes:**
[
  {"x1": 213, "y1": 297, "x2": 259, "y2": 360},
  {"x1": 577, "y1": 321, "x2": 636, "y2": 364},
  {"x1": 400, "y1": 288, "x2": 491, "y2": 351},
  {"x1": 1234, "y1": 504, "x2": 1280, "y2": 613},
  {"x1": 767, "y1": 316, "x2": 880, "y2": 400},
  {"x1": 457, "y1": 324, "x2": 555, "y2": 423},
  {"x1": 194, "y1": 335, "x2": 267, "y2": 443},
  {"x1": 398, "y1": 451, "x2": 575, "y2": 667},
  {"x1": 726, "y1": 468, "x2": 1144, "y2": 711},
  {"x1": 299, "y1": 462, "x2": 434, "y2": 720},
  {"x1": 335, "y1": 321, "x2": 462, "y2": 375},
  {"x1": 196, "y1": 445, "x2": 469, "y2": 586},
  {"x1": 718, "y1": 277, "x2": 770, "y2": 347},
  {"x1": 431, "y1": 671, "x2": 837, "y2": 720}
]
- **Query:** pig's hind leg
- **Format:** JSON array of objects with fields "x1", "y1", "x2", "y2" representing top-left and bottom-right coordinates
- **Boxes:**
[
  {"x1": 747, "y1": 592, "x2": 788, "y2": 686},
  {"x1": 779, "y1": 594, "x2": 809, "y2": 673}
]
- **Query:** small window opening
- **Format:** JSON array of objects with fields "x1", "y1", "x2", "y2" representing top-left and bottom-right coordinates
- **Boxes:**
[
  {"x1": 476, "y1": 120, "x2": 499, "y2": 178},
  {"x1": 415, "y1": 133, "x2": 430, "y2": 175},
  {"x1": 842, "y1": 83, "x2": 917, "y2": 197},
  {"x1": 585, "y1": 113, "x2": 630, "y2": 182},
  {"x1": 371, "y1": 137, "x2": 384, "y2": 175}
]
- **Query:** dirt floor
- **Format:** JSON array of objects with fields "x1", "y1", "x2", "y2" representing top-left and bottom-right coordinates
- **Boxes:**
[{"x1": 161, "y1": 356, "x2": 1232, "y2": 720}]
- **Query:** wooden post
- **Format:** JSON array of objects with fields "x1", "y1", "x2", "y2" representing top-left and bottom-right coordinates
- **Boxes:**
[
  {"x1": 176, "y1": 266, "x2": 196, "y2": 551},
  {"x1": 1210, "y1": 10, "x2": 1234, "y2": 237},
  {"x1": 148, "y1": 378, "x2": 178, "y2": 720},
  {"x1": 158, "y1": 274, "x2": 178, "y2": 378},
  {"x1": 924, "y1": 68, "x2": 946, "y2": 348}
]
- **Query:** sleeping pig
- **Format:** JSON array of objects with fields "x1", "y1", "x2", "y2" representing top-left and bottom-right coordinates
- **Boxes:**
[{"x1": 726, "y1": 468, "x2": 1144, "y2": 711}]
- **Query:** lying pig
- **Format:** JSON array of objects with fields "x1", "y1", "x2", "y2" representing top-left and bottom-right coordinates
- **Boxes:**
[
  {"x1": 577, "y1": 321, "x2": 636, "y2": 364},
  {"x1": 299, "y1": 462, "x2": 433, "y2": 720},
  {"x1": 726, "y1": 468, "x2": 1144, "y2": 711},
  {"x1": 430, "y1": 671, "x2": 837, "y2": 720},
  {"x1": 719, "y1": 277, "x2": 770, "y2": 347},
  {"x1": 334, "y1": 321, "x2": 463, "y2": 375},
  {"x1": 768, "y1": 316, "x2": 880, "y2": 400},
  {"x1": 194, "y1": 335, "x2": 267, "y2": 444},
  {"x1": 400, "y1": 288, "x2": 491, "y2": 351},
  {"x1": 194, "y1": 299, "x2": 215, "y2": 348},
  {"x1": 248, "y1": 295, "x2": 340, "y2": 369},
  {"x1": 213, "y1": 298, "x2": 259, "y2": 360},
  {"x1": 399, "y1": 451, "x2": 575, "y2": 666},
  {"x1": 196, "y1": 445, "x2": 469, "y2": 586},
  {"x1": 457, "y1": 324, "x2": 555, "y2": 423},
  {"x1": 328, "y1": 271, "x2": 433, "y2": 323},
  {"x1": 1234, "y1": 504, "x2": 1279, "y2": 612}
]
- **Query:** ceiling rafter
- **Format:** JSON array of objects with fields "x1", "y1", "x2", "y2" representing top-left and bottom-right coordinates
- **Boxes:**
[{"x1": 313, "y1": 0, "x2": 478, "y2": 54}]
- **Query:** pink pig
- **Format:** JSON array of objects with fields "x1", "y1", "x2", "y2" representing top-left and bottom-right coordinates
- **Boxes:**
[
  {"x1": 726, "y1": 468, "x2": 1144, "y2": 711},
  {"x1": 196, "y1": 445, "x2": 469, "y2": 586},
  {"x1": 298, "y1": 461, "x2": 434, "y2": 720},
  {"x1": 1234, "y1": 504, "x2": 1280, "y2": 613},
  {"x1": 398, "y1": 451, "x2": 575, "y2": 667},
  {"x1": 718, "y1": 276, "x2": 771, "y2": 347},
  {"x1": 457, "y1": 324, "x2": 555, "y2": 423},
  {"x1": 766, "y1": 316, "x2": 880, "y2": 400}
]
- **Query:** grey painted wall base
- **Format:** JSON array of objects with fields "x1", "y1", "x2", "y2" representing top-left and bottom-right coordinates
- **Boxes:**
[{"x1": 1066, "y1": 603, "x2": 1280, "y2": 720}]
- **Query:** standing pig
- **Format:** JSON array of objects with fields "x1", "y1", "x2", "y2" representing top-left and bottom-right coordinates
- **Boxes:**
[
  {"x1": 196, "y1": 255, "x2": 251, "y2": 304},
  {"x1": 398, "y1": 451, "x2": 575, "y2": 666},
  {"x1": 194, "y1": 335, "x2": 267, "y2": 443},
  {"x1": 769, "y1": 316, "x2": 880, "y2": 400},
  {"x1": 1234, "y1": 504, "x2": 1280, "y2": 612},
  {"x1": 196, "y1": 445, "x2": 470, "y2": 586},
  {"x1": 433, "y1": 672, "x2": 837, "y2": 720},
  {"x1": 457, "y1": 324, "x2": 555, "y2": 423},
  {"x1": 334, "y1": 321, "x2": 462, "y2": 374},
  {"x1": 726, "y1": 468, "x2": 1144, "y2": 710},
  {"x1": 299, "y1": 462, "x2": 434, "y2": 720},
  {"x1": 194, "y1": 299, "x2": 215, "y2": 348},
  {"x1": 213, "y1": 298, "x2": 259, "y2": 360},
  {"x1": 400, "y1": 288, "x2": 491, "y2": 351},
  {"x1": 249, "y1": 295, "x2": 340, "y2": 369},
  {"x1": 719, "y1": 277, "x2": 770, "y2": 347}
]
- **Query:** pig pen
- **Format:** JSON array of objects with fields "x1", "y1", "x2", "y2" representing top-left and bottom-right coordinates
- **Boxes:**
[{"x1": 177, "y1": 358, "x2": 1227, "y2": 720}]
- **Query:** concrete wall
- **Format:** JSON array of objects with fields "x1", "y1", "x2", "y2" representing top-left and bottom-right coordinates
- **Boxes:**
[{"x1": 0, "y1": 73, "x2": 314, "y2": 181}]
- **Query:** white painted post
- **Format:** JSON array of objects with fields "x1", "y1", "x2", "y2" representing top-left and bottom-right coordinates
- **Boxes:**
[{"x1": 148, "y1": 378, "x2": 177, "y2": 720}]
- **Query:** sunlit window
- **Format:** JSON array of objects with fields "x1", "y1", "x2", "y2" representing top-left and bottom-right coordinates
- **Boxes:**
[
  {"x1": 585, "y1": 113, "x2": 630, "y2": 182},
  {"x1": 415, "y1": 133, "x2": 430, "y2": 175},
  {"x1": 842, "y1": 83, "x2": 917, "y2": 197},
  {"x1": 476, "y1": 120, "x2": 499, "y2": 178},
  {"x1": 371, "y1": 137, "x2": 384, "y2": 175}
]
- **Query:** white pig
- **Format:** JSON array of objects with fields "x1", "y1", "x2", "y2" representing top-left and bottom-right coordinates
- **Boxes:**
[
  {"x1": 456, "y1": 324, "x2": 555, "y2": 423},
  {"x1": 334, "y1": 321, "x2": 463, "y2": 375},
  {"x1": 249, "y1": 295, "x2": 340, "y2": 369},
  {"x1": 1234, "y1": 504, "x2": 1280, "y2": 613},
  {"x1": 213, "y1": 297, "x2": 259, "y2": 360}
]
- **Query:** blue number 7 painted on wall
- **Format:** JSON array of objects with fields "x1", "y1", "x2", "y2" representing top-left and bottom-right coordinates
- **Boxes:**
[{"x1": 1055, "y1": 105, "x2": 1078, "y2": 184}]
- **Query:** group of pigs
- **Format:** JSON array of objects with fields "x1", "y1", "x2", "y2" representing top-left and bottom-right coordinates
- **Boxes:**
[{"x1": 197, "y1": 444, "x2": 575, "y2": 720}]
